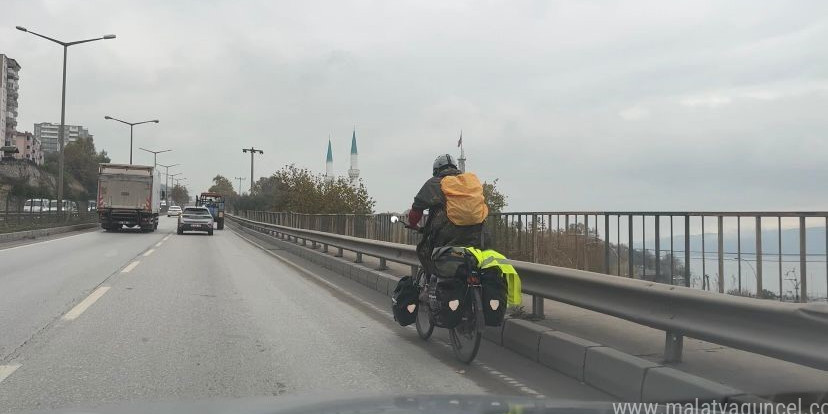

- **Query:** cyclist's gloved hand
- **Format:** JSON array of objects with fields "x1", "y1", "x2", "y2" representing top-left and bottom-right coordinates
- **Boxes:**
[{"x1": 408, "y1": 208, "x2": 423, "y2": 230}]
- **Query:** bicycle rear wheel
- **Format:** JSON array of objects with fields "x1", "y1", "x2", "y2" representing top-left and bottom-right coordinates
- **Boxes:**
[{"x1": 449, "y1": 288, "x2": 483, "y2": 363}]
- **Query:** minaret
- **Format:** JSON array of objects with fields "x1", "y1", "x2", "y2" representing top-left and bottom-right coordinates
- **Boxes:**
[
  {"x1": 348, "y1": 129, "x2": 360, "y2": 184},
  {"x1": 457, "y1": 130, "x2": 466, "y2": 172},
  {"x1": 325, "y1": 136, "x2": 334, "y2": 182}
]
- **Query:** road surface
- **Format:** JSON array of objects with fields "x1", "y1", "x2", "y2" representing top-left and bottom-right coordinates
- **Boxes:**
[{"x1": 0, "y1": 217, "x2": 609, "y2": 412}]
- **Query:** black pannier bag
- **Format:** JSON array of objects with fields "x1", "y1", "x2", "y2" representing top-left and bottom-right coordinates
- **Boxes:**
[
  {"x1": 480, "y1": 267, "x2": 507, "y2": 326},
  {"x1": 428, "y1": 276, "x2": 465, "y2": 329},
  {"x1": 391, "y1": 276, "x2": 418, "y2": 326},
  {"x1": 431, "y1": 246, "x2": 474, "y2": 279}
]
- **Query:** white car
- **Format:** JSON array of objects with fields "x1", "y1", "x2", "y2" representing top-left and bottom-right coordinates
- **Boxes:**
[
  {"x1": 177, "y1": 206, "x2": 214, "y2": 235},
  {"x1": 167, "y1": 205, "x2": 182, "y2": 217},
  {"x1": 46, "y1": 200, "x2": 78, "y2": 213},
  {"x1": 23, "y1": 198, "x2": 50, "y2": 213}
]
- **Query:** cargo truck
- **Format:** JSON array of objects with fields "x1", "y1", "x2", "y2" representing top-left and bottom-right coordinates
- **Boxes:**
[{"x1": 97, "y1": 164, "x2": 160, "y2": 232}]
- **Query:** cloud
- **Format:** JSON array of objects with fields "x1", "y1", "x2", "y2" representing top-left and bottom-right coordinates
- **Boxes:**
[
  {"x1": 3, "y1": 0, "x2": 827, "y2": 212},
  {"x1": 679, "y1": 95, "x2": 732, "y2": 108},
  {"x1": 619, "y1": 106, "x2": 650, "y2": 120}
]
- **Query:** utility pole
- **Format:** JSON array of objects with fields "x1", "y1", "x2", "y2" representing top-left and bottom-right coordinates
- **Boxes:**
[
  {"x1": 242, "y1": 147, "x2": 263, "y2": 192},
  {"x1": 234, "y1": 177, "x2": 246, "y2": 195}
]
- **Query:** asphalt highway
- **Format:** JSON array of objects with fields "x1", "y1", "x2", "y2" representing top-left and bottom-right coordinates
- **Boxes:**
[{"x1": 0, "y1": 217, "x2": 609, "y2": 412}]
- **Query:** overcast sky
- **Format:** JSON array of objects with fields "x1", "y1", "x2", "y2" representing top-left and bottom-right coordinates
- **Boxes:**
[{"x1": 3, "y1": 0, "x2": 827, "y2": 212}]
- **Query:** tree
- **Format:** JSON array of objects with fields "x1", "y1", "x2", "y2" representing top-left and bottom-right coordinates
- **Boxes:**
[
  {"x1": 44, "y1": 137, "x2": 110, "y2": 199},
  {"x1": 169, "y1": 184, "x2": 189, "y2": 206},
  {"x1": 208, "y1": 175, "x2": 236, "y2": 196},
  {"x1": 483, "y1": 179, "x2": 507, "y2": 213},
  {"x1": 237, "y1": 164, "x2": 376, "y2": 214}
]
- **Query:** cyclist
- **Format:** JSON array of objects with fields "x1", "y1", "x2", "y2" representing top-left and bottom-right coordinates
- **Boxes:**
[{"x1": 408, "y1": 154, "x2": 489, "y2": 276}]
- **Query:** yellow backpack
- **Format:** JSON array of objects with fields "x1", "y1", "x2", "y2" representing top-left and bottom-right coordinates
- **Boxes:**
[{"x1": 440, "y1": 172, "x2": 489, "y2": 226}]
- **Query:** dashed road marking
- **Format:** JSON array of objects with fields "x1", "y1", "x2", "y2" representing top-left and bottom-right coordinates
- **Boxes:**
[
  {"x1": 0, "y1": 364, "x2": 21, "y2": 383},
  {"x1": 231, "y1": 227, "x2": 548, "y2": 399},
  {"x1": 62, "y1": 287, "x2": 110, "y2": 321},
  {"x1": 163, "y1": 235, "x2": 171, "y2": 241},
  {"x1": 155, "y1": 241, "x2": 163, "y2": 247},
  {"x1": 143, "y1": 249, "x2": 155, "y2": 257},
  {"x1": 121, "y1": 261, "x2": 140, "y2": 273}
]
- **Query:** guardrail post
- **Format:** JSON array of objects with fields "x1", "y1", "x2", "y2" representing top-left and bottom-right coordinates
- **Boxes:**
[
  {"x1": 302, "y1": 238, "x2": 307, "y2": 246},
  {"x1": 756, "y1": 217, "x2": 763, "y2": 296},
  {"x1": 604, "y1": 214, "x2": 610, "y2": 274},
  {"x1": 323, "y1": 244, "x2": 328, "y2": 253},
  {"x1": 718, "y1": 216, "x2": 724, "y2": 293},
  {"x1": 355, "y1": 252, "x2": 363, "y2": 263},
  {"x1": 799, "y1": 216, "x2": 807, "y2": 302},
  {"x1": 628, "y1": 215, "x2": 634, "y2": 278},
  {"x1": 664, "y1": 330, "x2": 684, "y2": 363},
  {"x1": 378, "y1": 258, "x2": 387, "y2": 270},
  {"x1": 655, "y1": 216, "x2": 661, "y2": 282},
  {"x1": 410, "y1": 265, "x2": 418, "y2": 278},
  {"x1": 532, "y1": 295, "x2": 545, "y2": 319},
  {"x1": 336, "y1": 247, "x2": 343, "y2": 257},
  {"x1": 684, "y1": 216, "x2": 690, "y2": 287},
  {"x1": 311, "y1": 240, "x2": 317, "y2": 249}
]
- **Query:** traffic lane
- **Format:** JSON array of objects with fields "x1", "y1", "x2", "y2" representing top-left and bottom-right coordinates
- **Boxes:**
[
  {"x1": 230, "y1": 224, "x2": 613, "y2": 402},
  {"x1": 0, "y1": 217, "x2": 174, "y2": 361},
  {"x1": 0, "y1": 222, "x2": 488, "y2": 412}
]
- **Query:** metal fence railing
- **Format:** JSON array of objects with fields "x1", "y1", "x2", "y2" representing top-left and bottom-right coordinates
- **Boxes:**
[
  {"x1": 229, "y1": 214, "x2": 828, "y2": 369},
  {"x1": 241, "y1": 210, "x2": 828, "y2": 303},
  {"x1": 0, "y1": 211, "x2": 98, "y2": 234}
]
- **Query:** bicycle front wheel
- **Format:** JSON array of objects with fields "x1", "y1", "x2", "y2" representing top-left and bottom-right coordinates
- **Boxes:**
[
  {"x1": 416, "y1": 301, "x2": 434, "y2": 340},
  {"x1": 449, "y1": 288, "x2": 483, "y2": 363}
]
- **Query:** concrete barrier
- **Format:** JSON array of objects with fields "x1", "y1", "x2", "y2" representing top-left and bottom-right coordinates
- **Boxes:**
[
  {"x1": 584, "y1": 346, "x2": 660, "y2": 402},
  {"x1": 642, "y1": 367, "x2": 741, "y2": 403},
  {"x1": 538, "y1": 330, "x2": 601, "y2": 382},
  {"x1": 0, "y1": 222, "x2": 97, "y2": 244},
  {"x1": 501, "y1": 318, "x2": 552, "y2": 361},
  {"x1": 230, "y1": 219, "x2": 750, "y2": 403}
]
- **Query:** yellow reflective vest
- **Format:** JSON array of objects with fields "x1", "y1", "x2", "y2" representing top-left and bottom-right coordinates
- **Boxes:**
[{"x1": 466, "y1": 247, "x2": 522, "y2": 306}]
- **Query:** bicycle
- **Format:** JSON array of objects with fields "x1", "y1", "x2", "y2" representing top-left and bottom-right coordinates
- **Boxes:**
[{"x1": 414, "y1": 263, "x2": 485, "y2": 363}]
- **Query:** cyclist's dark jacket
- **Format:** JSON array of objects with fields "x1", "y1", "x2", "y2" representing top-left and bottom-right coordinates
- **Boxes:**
[{"x1": 411, "y1": 167, "x2": 486, "y2": 275}]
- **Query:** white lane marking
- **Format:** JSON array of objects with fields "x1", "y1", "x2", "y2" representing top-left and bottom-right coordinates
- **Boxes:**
[
  {"x1": 0, "y1": 364, "x2": 21, "y2": 383},
  {"x1": 143, "y1": 249, "x2": 155, "y2": 257},
  {"x1": 155, "y1": 241, "x2": 163, "y2": 247},
  {"x1": 0, "y1": 231, "x2": 92, "y2": 252},
  {"x1": 62, "y1": 287, "x2": 110, "y2": 321},
  {"x1": 163, "y1": 235, "x2": 171, "y2": 241},
  {"x1": 231, "y1": 228, "x2": 548, "y2": 399},
  {"x1": 121, "y1": 261, "x2": 140, "y2": 273}
]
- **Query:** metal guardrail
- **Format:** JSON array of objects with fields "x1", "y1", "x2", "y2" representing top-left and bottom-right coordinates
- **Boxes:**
[
  {"x1": 229, "y1": 214, "x2": 828, "y2": 371},
  {"x1": 0, "y1": 211, "x2": 97, "y2": 233},
  {"x1": 242, "y1": 210, "x2": 828, "y2": 303}
]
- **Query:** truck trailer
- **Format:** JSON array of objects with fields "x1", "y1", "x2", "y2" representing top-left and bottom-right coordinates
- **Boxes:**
[{"x1": 97, "y1": 163, "x2": 160, "y2": 232}]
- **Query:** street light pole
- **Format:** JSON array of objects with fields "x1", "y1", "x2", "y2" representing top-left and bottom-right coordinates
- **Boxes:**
[
  {"x1": 234, "y1": 177, "x2": 246, "y2": 195},
  {"x1": 17, "y1": 26, "x2": 115, "y2": 213},
  {"x1": 138, "y1": 147, "x2": 171, "y2": 168},
  {"x1": 157, "y1": 163, "x2": 179, "y2": 206},
  {"x1": 169, "y1": 172, "x2": 182, "y2": 202},
  {"x1": 242, "y1": 147, "x2": 263, "y2": 192},
  {"x1": 104, "y1": 116, "x2": 159, "y2": 164}
]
